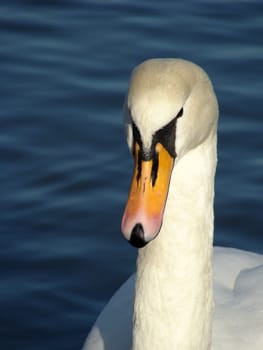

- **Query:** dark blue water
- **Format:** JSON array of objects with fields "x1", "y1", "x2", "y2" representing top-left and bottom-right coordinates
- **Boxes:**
[{"x1": 0, "y1": 1, "x2": 262, "y2": 349}]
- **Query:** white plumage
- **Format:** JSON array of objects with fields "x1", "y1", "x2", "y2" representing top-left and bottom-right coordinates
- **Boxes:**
[{"x1": 83, "y1": 59, "x2": 263, "y2": 350}]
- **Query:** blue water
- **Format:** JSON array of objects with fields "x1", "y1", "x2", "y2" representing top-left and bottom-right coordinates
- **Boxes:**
[{"x1": 0, "y1": 1, "x2": 262, "y2": 349}]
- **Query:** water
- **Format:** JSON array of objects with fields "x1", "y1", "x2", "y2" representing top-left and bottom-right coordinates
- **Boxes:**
[{"x1": 0, "y1": 1, "x2": 262, "y2": 349}]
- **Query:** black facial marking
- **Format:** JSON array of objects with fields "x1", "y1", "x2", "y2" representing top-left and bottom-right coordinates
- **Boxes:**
[
  {"x1": 132, "y1": 107, "x2": 183, "y2": 159},
  {"x1": 152, "y1": 117, "x2": 176, "y2": 158},
  {"x1": 151, "y1": 148, "x2": 159, "y2": 186},
  {"x1": 136, "y1": 148, "x2": 142, "y2": 184},
  {"x1": 177, "y1": 107, "x2": 184, "y2": 119},
  {"x1": 132, "y1": 122, "x2": 142, "y2": 152},
  {"x1": 131, "y1": 107, "x2": 183, "y2": 186}
]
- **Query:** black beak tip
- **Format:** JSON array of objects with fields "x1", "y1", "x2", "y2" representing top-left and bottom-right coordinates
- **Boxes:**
[{"x1": 129, "y1": 223, "x2": 148, "y2": 248}]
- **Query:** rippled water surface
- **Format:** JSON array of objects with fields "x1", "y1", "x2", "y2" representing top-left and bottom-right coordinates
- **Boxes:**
[{"x1": 0, "y1": 1, "x2": 262, "y2": 349}]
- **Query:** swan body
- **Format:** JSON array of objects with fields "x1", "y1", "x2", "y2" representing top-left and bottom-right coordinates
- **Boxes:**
[
  {"x1": 83, "y1": 248, "x2": 263, "y2": 350},
  {"x1": 83, "y1": 59, "x2": 263, "y2": 350}
]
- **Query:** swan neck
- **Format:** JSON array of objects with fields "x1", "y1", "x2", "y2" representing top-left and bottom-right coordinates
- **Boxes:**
[{"x1": 132, "y1": 135, "x2": 217, "y2": 350}]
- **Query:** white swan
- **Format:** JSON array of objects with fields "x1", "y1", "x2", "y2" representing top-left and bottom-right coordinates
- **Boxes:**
[{"x1": 83, "y1": 59, "x2": 263, "y2": 350}]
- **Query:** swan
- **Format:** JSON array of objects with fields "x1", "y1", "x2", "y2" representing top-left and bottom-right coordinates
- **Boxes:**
[{"x1": 82, "y1": 59, "x2": 263, "y2": 350}]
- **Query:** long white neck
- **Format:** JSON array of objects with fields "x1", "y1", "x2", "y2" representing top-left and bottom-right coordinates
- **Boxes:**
[{"x1": 132, "y1": 132, "x2": 217, "y2": 350}]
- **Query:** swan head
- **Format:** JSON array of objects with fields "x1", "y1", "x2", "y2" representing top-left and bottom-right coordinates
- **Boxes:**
[{"x1": 121, "y1": 59, "x2": 218, "y2": 248}]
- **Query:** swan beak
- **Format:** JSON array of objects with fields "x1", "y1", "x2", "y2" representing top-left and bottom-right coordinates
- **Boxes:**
[{"x1": 121, "y1": 142, "x2": 174, "y2": 248}]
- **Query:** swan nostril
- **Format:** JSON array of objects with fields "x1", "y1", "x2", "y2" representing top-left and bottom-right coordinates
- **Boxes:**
[{"x1": 129, "y1": 223, "x2": 147, "y2": 248}]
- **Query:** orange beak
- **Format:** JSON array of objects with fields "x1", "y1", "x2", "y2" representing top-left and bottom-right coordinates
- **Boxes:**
[{"x1": 121, "y1": 142, "x2": 174, "y2": 247}]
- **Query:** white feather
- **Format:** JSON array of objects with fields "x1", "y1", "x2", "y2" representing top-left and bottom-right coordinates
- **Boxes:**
[{"x1": 82, "y1": 59, "x2": 263, "y2": 350}]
